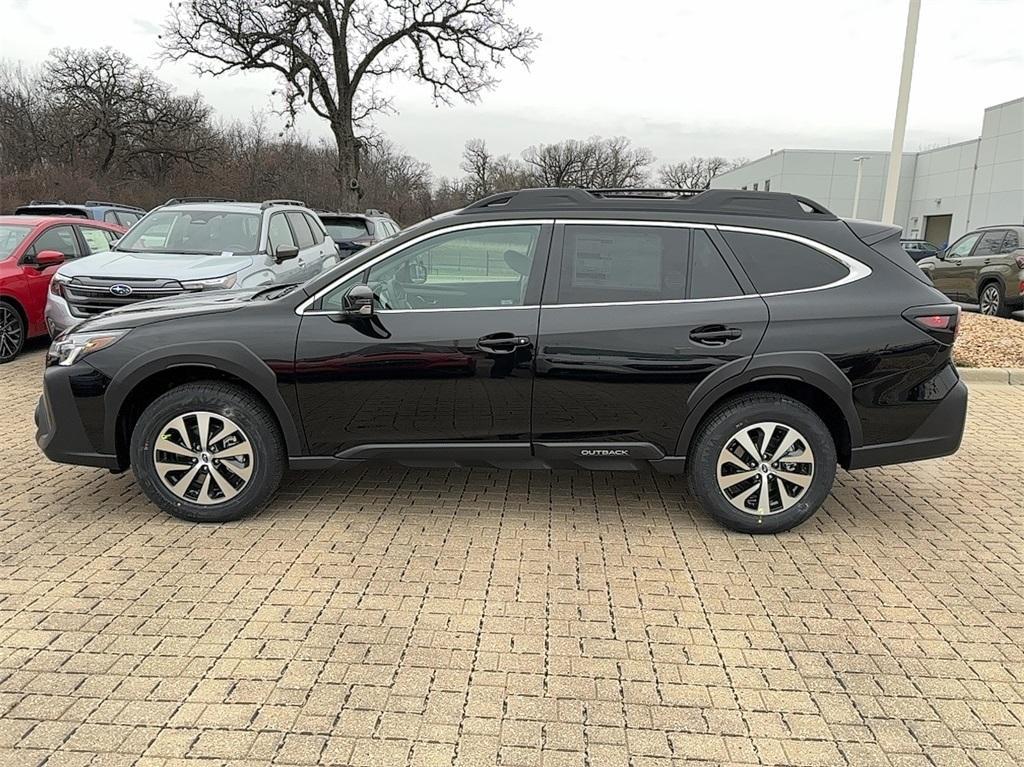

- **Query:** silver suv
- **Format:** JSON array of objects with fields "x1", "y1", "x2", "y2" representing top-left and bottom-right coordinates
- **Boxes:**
[{"x1": 46, "y1": 198, "x2": 338, "y2": 335}]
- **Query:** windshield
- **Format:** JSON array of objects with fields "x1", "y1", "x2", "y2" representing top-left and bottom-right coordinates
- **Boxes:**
[
  {"x1": 0, "y1": 225, "x2": 31, "y2": 259},
  {"x1": 117, "y1": 209, "x2": 261, "y2": 255},
  {"x1": 324, "y1": 218, "x2": 370, "y2": 240}
]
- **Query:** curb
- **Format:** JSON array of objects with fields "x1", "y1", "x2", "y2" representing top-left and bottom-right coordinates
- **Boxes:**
[{"x1": 959, "y1": 368, "x2": 1024, "y2": 385}]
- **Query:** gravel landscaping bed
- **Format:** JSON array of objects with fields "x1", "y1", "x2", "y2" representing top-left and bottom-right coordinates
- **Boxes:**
[{"x1": 954, "y1": 311, "x2": 1024, "y2": 367}]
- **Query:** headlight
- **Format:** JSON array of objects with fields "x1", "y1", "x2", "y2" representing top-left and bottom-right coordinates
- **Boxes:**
[
  {"x1": 182, "y1": 274, "x2": 238, "y2": 291},
  {"x1": 50, "y1": 273, "x2": 71, "y2": 297},
  {"x1": 47, "y1": 330, "x2": 127, "y2": 367}
]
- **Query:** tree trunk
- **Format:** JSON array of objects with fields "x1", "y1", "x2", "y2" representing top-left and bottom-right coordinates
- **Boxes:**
[{"x1": 332, "y1": 123, "x2": 360, "y2": 211}]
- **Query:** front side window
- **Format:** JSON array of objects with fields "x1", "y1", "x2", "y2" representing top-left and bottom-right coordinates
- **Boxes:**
[
  {"x1": 30, "y1": 225, "x2": 81, "y2": 259},
  {"x1": 104, "y1": 210, "x2": 120, "y2": 224},
  {"x1": 722, "y1": 231, "x2": 848, "y2": 293},
  {"x1": 690, "y1": 231, "x2": 743, "y2": 299},
  {"x1": 946, "y1": 233, "x2": 980, "y2": 258},
  {"x1": 974, "y1": 230, "x2": 1005, "y2": 258},
  {"x1": 117, "y1": 210, "x2": 261, "y2": 255},
  {"x1": 286, "y1": 212, "x2": 316, "y2": 249},
  {"x1": 322, "y1": 224, "x2": 542, "y2": 311},
  {"x1": 268, "y1": 213, "x2": 296, "y2": 252},
  {"x1": 556, "y1": 225, "x2": 689, "y2": 304}
]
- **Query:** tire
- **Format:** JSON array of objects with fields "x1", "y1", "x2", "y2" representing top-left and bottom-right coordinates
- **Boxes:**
[
  {"x1": 688, "y1": 393, "x2": 837, "y2": 534},
  {"x1": 130, "y1": 382, "x2": 286, "y2": 522},
  {"x1": 979, "y1": 282, "x2": 1007, "y2": 317},
  {"x1": 0, "y1": 301, "x2": 26, "y2": 364}
]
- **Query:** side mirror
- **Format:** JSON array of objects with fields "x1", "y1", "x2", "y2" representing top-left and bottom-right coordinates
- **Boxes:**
[
  {"x1": 274, "y1": 244, "x2": 299, "y2": 263},
  {"x1": 35, "y1": 250, "x2": 65, "y2": 268},
  {"x1": 344, "y1": 284, "x2": 375, "y2": 316}
]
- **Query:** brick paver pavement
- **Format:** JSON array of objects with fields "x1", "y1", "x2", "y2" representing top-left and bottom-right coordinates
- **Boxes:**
[{"x1": 1, "y1": 346, "x2": 1022, "y2": 766}]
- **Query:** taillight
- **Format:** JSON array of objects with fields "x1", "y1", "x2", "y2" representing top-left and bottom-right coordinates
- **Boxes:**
[
  {"x1": 1015, "y1": 255, "x2": 1024, "y2": 269},
  {"x1": 903, "y1": 305, "x2": 960, "y2": 343},
  {"x1": 1018, "y1": 280, "x2": 1024, "y2": 296}
]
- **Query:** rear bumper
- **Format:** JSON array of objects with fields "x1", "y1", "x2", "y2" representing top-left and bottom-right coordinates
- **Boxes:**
[
  {"x1": 35, "y1": 363, "x2": 120, "y2": 470},
  {"x1": 847, "y1": 379, "x2": 968, "y2": 470}
]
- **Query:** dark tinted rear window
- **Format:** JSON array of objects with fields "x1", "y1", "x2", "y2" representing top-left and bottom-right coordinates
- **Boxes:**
[
  {"x1": 722, "y1": 232, "x2": 848, "y2": 293},
  {"x1": 323, "y1": 217, "x2": 370, "y2": 241},
  {"x1": 690, "y1": 231, "x2": 743, "y2": 299}
]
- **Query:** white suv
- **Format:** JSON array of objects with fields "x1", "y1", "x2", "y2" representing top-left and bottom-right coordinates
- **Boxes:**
[{"x1": 46, "y1": 198, "x2": 339, "y2": 336}]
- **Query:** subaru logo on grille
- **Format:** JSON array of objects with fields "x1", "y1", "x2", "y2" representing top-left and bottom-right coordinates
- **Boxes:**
[{"x1": 109, "y1": 284, "x2": 133, "y2": 297}]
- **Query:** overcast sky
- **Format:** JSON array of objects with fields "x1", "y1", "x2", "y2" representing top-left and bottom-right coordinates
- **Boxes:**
[{"x1": 2, "y1": 0, "x2": 1021, "y2": 177}]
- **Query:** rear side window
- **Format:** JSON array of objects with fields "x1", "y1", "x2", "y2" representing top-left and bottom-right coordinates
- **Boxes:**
[
  {"x1": 557, "y1": 225, "x2": 689, "y2": 304},
  {"x1": 104, "y1": 210, "x2": 119, "y2": 224},
  {"x1": 722, "y1": 231, "x2": 848, "y2": 293},
  {"x1": 79, "y1": 227, "x2": 116, "y2": 254},
  {"x1": 286, "y1": 212, "x2": 316, "y2": 249},
  {"x1": 117, "y1": 211, "x2": 141, "y2": 227},
  {"x1": 1003, "y1": 230, "x2": 1020, "y2": 253},
  {"x1": 690, "y1": 231, "x2": 743, "y2": 299},
  {"x1": 303, "y1": 213, "x2": 325, "y2": 244},
  {"x1": 974, "y1": 230, "x2": 1005, "y2": 258}
]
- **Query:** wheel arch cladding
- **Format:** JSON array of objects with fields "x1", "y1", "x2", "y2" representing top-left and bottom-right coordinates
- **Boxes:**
[
  {"x1": 106, "y1": 341, "x2": 302, "y2": 466},
  {"x1": 674, "y1": 352, "x2": 861, "y2": 467}
]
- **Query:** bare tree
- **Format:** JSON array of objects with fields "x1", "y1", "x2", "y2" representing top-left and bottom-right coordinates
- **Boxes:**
[
  {"x1": 161, "y1": 0, "x2": 539, "y2": 209},
  {"x1": 521, "y1": 136, "x2": 652, "y2": 188},
  {"x1": 658, "y1": 156, "x2": 740, "y2": 190}
]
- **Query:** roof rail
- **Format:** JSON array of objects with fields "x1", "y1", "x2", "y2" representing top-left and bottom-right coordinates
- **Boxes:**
[
  {"x1": 589, "y1": 188, "x2": 704, "y2": 199},
  {"x1": 365, "y1": 208, "x2": 389, "y2": 216},
  {"x1": 458, "y1": 187, "x2": 836, "y2": 219},
  {"x1": 261, "y1": 199, "x2": 306, "y2": 210},
  {"x1": 84, "y1": 200, "x2": 144, "y2": 211},
  {"x1": 164, "y1": 197, "x2": 238, "y2": 206}
]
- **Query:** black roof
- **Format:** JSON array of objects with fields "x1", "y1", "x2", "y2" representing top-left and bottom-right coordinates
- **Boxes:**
[{"x1": 456, "y1": 188, "x2": 836, "y2": 220}]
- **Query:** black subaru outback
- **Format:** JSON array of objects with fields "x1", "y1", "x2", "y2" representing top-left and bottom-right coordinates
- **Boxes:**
[{"x1": 36, "y1": 188, "x2": 967, "y2": 533}]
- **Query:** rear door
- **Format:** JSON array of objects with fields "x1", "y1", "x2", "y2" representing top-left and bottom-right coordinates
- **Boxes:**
[
  {"x1": 20, "y1": 224, "x2": 82, "y2": 328},
  {"x1": 968, "y1": 229, "x2": 1008, "y2": 301},
  {"x1": 532, "y1": 222, "x2": 768, "y2": 460}
]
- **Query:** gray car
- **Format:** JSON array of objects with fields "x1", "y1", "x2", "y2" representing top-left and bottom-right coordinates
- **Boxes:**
[
  {"x1": 917, "y1": 225, "x2": 1024, "y2": 317},
  {"x1": 46, "y1": 199, "x2": 339, "y2": 335}
]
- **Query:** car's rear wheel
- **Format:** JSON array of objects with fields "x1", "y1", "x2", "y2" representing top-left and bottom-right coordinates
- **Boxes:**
[
  {"x1": 688, "y1": 393, "x2": 836, "y2": 534},
  {"x1": 0, "y1": 302, "x2": 25, "y2": 364},
  {"x1": 130, "y1": 382, "x2": 285, "y2": 522},
  {"x1": 979, "y1": 282, "x2": 1007, "y2": 317}
]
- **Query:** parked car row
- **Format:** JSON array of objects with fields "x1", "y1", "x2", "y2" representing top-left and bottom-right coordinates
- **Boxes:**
[{"x1": 0, "y1": 198, "x2": 400, "y2": 362}]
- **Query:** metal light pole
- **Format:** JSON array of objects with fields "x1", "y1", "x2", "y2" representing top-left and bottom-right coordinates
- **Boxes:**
[
  {"x1": 851, "y1": 156, "x2": 869, "y2": 219},
  {"x1": 881, "y1": 0, "x2": 921, "y2": 224}
]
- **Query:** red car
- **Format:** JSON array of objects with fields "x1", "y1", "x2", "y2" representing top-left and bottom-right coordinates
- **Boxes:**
[{"x1": 0, "y1": 215, "x2": 126, "y2": 362}]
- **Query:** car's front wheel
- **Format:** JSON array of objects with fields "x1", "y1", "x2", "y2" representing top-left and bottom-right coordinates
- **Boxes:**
[
  {"x1": 130, "y1": 382, "x2": 286, "y2": 522},
  {"x1": 688, "y1": 393, "x2": 837, "y2": 534}
]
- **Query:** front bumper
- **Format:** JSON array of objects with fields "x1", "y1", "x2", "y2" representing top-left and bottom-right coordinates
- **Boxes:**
[
  {"x1": 847, "y1": 379, "x2": 968, "y2": 470},
  {"x1": 45, "y1": 293, "x2": 79, "y2": 338},
  {"x1": 35, "y1": 362, "x2": 120, "y2": 470}
]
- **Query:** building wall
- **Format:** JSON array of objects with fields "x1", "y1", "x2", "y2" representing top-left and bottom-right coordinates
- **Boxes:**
[{"x1": 711, "y1": 97, "x2": 1024, "y2": 245}]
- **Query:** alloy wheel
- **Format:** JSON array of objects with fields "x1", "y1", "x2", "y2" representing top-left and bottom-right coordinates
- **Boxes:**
[
  {"x1": 716, "y1": 421, "x2": 815, "y2": 516},
  {"x1": 980, "y1": 285, "x2": 1001, "y2": 316},
  {"x1": 0, "y1": 305, "x2": 23, "y2": 361},
  {"x1": 153, "y1": 411, "x2": 254, "y2": 506}
]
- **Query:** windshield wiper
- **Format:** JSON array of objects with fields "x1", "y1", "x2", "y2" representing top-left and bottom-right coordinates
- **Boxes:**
[{"x1": 251, "y1": 283, "x2": 300, "y2": 300}]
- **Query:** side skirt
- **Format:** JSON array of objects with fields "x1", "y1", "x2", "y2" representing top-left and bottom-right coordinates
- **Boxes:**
[{"x1": 288, "y1": 442, "x2": 686, "y2": 473}]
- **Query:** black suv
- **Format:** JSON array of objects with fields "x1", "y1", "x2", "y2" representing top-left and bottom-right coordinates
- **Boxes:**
[{"x1": 36, "y1": 188, "x2": 967, "y2": 533}]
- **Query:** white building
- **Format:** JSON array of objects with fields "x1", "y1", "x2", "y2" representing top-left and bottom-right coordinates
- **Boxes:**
[{"x1": 712, "y1": 97, "x2": 1024, "y2": 248}]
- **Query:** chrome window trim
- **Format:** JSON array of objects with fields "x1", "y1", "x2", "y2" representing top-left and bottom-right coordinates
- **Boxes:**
[
  {"x1": 296, "y1": 219, "x2": 553, "y2": 315},
  {"x1": 717, "y1": 224, "x2": 872, "y2": 295},
  {"x1": 296, "y1": 217, "x2": 872, "y2": 315}
]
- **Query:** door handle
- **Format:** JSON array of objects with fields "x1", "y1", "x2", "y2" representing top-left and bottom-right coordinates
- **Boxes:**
[
  {"x1": 689, "y1": 325, "x2": 742, "y2": 347},
  {"x1": 477, "y1": 333, "x2": 532, "y2": 355}
]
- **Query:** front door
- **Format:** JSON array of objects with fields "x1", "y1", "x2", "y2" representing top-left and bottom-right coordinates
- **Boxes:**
[
  {"x1": 931, "y1": 232, "x2": 980, "y2": 300},
  {"x1": 532, "y1": 223, "x2": 769, "y2": 459},
  {"x1": 21, "y1": 224, "x2": 82, "y2": 331},
  {"x1": 295, "y1": 222, "x2": 552, "y2": 458}
]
